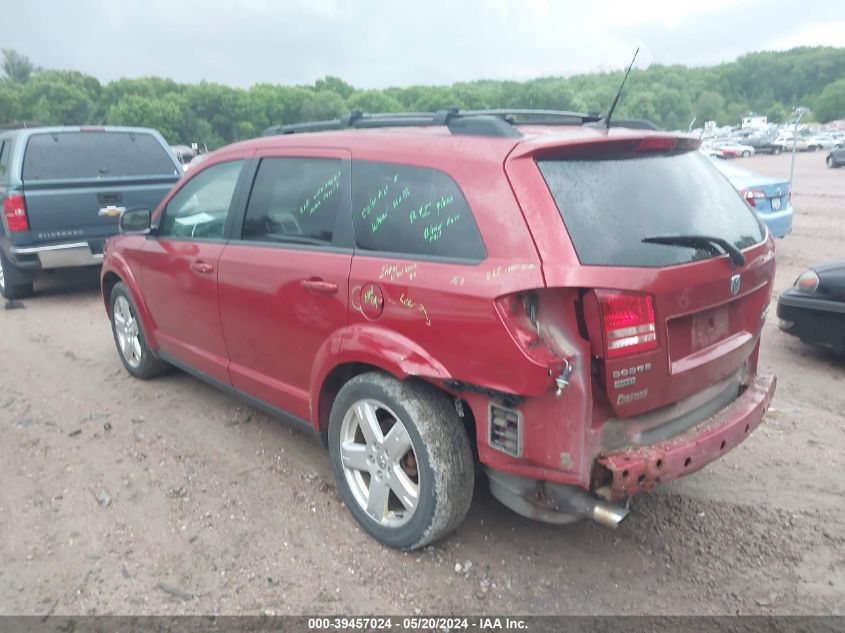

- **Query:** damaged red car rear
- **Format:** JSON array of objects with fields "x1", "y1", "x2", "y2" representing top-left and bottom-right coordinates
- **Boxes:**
[{"x1": 101, "y1": 110, "x2": 776, "y2": 550}]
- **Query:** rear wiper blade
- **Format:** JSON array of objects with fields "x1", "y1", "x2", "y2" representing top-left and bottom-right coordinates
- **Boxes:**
[{"x1": 641, "y1": 234, "x2": 746, "y2": 267}]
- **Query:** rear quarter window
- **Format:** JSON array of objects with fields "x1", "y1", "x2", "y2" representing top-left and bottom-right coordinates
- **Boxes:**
[
  {"x1": 537, "y1": 151, "x2": 765, "y2": 267},
  {"x1": 351, "y1": 161, "x2": 485, "y2": 261},
  {"x1": 22, "y1": 131, "x2": 178, "y2": 181},
  {"x1": 0, "y1": 141, "x2": 7, "y2": 178}
]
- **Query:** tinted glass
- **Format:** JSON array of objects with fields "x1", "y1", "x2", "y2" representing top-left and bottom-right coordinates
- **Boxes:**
[
  {"x1": 351, "y1": 161, "x2": 485, "y2": 260},
  {"x1": 22, "y1": 132, "x2": 178, "y2": 180},
  {"x1": 242, "y1": 158, "x2": 343, "y2": 246},
  {"x1": 159, "y1": 160, "x2": 244, "y2": 240},
  {"x1": 537, "y1": 151, "x2": 765, "y2": 267}
]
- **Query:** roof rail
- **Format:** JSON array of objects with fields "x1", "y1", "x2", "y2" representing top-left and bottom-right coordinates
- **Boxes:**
[{"x1": 262, "y1": 108, "x2": 604, "y2": 139}]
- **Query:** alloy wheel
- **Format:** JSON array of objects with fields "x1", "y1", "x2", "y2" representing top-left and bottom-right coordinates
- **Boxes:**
[
  {"x1": 339, "y1": 398, "x2": 420, "y2": 528},
  {"x1": 113, "y1": 295, "x2": 142, "y2": 368}
]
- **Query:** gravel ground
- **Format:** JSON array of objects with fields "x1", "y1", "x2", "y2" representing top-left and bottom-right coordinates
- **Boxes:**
[{"x1": 0, "y1": 151, "x2": 843, "y2": 616}]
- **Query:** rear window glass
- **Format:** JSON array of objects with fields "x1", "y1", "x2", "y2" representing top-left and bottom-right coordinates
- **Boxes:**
[
  {"x1": 537, "y1": 151, "x2": 765, "y2": 267},
  {"x1": 22, "y1": 131, "x2": 178, "y2": 181},
  {"x1": 351, "y1": 161, "x2": 485, "y2": 261}
]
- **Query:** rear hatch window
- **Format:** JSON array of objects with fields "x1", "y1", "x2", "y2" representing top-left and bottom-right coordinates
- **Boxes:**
[
  {"x1": 22, "y1": 131, "x2": 178, "y2": 181},
  {"x1": 537, "y1": 151, "x2": 765, "y2": 267}
]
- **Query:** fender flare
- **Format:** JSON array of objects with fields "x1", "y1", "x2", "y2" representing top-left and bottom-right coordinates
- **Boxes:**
[
  {"x1": 101, "y1": 254, "x2": 160, "y2": 350},
  {"x1": 308, "y1": 323, "x2": 452, "y2": 429}
]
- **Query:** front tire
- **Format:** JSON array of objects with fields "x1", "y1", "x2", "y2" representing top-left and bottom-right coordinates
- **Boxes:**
[
  {"x1": 828, "y1": 156, "x2": 838, "y2": 168},
  {"x1": 0, "y1": 249, "x2": 34, "y2": 300},
  {"x1": 328, "y1": 372, "x2": 474, "y2": 550},
  {"x1": 741, "y1": 150, "x2": 751, "y2": 158},
  {"x1": 773, "y1": 147, "x2": 782, "y2": 155},
  {"x1": 109, "y1": 282, "x2": 169, "y2": 379}
]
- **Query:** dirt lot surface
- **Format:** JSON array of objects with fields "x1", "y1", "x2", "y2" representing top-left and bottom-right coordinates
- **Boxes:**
[{"x1": 1, "y1": 152, "x2": 843, "y2": 616}]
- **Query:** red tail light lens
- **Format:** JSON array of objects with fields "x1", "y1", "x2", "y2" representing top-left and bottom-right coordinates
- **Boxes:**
[
  {"x1": 596, "y1": 290, "x2": 657, "y2": 358},
  {"x1": 740, "y1": 189, "x2": 766, "y2": 208},
  {"x1": 3, "y1": 194, "x2": 29, "y2": 232},
  {"x1": 635, "y1": 137, "x2": 677, "y2": 153}
]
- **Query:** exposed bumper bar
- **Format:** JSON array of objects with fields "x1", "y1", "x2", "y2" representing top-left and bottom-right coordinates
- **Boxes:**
[
  {"x1": 486, "y1": 468, "x2": 630, "y2": 527},
  {"x1": 596, "y1": 373, "x2": 776, "y2": 501},
  {"x1": 10, "y1": 242, "x2": 104, "y2": 269}
]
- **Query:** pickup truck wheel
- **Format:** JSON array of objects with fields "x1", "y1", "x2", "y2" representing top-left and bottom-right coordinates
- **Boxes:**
[
  {"x1": 109, "y1": 283, "x2": 169, "y2": 379},
  {"x1": 328, "y1": 373, "x2": 474, "y2": 550},
  {"x1": 0, "y1": 249, "x2": 34, "y2": 300}
]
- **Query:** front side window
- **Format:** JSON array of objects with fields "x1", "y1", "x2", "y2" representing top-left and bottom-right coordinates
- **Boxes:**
[
  {"x1": 351, "y1": 161, "x2": 486, "y2": 261},
  {"x1": 242, "y1": 157, "x2": 344, "y2": 246},
  {"x1": 159, "y1": 160, "x2": 244, "y2": 240}
]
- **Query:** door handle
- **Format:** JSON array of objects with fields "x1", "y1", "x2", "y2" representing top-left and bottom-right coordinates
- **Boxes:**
[
  {"x1": 190, "y1": 261, "x2": 215, "y2": 275},
  {"x1": 300, "y1": 278, "x2": 338, "y2": 295}
]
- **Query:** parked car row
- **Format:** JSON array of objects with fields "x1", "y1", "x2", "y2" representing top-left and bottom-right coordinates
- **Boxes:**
[{"x1": 1, "y1": 111, "x2": 836, "y2": 553}]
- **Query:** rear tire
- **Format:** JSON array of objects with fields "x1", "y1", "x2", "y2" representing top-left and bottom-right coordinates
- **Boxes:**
[
  {"x1": 0, "y1": 249, "x2": 34, "y2": 300},
  {"x1": 328, "y1": 372, "x2": 474, "y2": 550},
  {"x1": 109, "y1": 282, "x2": 169, "y2": 379}
]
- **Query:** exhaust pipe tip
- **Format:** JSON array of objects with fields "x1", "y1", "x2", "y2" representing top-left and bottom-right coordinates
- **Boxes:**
[{"x1": 591, "y1": 501, "x2": 630, "y2": 528}]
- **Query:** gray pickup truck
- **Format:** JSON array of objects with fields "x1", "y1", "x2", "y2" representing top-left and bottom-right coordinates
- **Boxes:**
[{"x1": 0, "y1": 126, "x2": 182, "y2": 298}]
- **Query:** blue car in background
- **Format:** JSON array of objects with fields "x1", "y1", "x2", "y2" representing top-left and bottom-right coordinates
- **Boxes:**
[{"x1": 709, "y1": 158, "x2": 793, "y2": 238}]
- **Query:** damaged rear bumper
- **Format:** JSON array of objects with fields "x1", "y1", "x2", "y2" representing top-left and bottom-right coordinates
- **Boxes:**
[{"x1": 595, "y1": 372, "x2": 776, "y2": 501}]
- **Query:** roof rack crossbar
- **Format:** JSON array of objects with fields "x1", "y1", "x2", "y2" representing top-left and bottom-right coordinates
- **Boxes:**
[{"x1": 261, "y1": 108, "x2": 606, "y2": 138}]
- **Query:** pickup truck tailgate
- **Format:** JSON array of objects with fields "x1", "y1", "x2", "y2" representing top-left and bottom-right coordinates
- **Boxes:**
[{"x1": 24, "y1": 178, "x2": 179, "y2": 245}]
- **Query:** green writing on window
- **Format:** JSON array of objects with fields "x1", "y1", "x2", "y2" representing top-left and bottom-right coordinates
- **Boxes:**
[
  {"x1": 435, "y1": 195, "x2": 454, "y2": 212},
  {"x1": 424, "y1": 222, "x2": 443, "y2": 243},
  {"x1": 298, "y1": 170, "x2": 341, "y2": 216},
  {"x1": 408, "y1": 202, "x2": 432, "y2": 224}
]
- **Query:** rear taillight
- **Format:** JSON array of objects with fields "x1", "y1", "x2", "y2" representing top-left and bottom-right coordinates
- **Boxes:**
[
  {"x1": 740, "y1": 189, "x2": 766, "y2": 207},
  {"x1": 596, "y1": 290, "x2": 657, "y2": 358},
  {"x1": 3, "y1": 194, "x2": 29, "y2": 232}
]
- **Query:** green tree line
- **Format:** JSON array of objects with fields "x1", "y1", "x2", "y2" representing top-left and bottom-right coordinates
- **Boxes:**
[{"x1": 1, "y1": 46, "x2": 844, "y2": 149}]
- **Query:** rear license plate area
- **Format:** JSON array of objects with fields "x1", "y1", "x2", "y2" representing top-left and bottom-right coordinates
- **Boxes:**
[{"x1": 771, "y1": 196, "x2": 781, "y2": 210}]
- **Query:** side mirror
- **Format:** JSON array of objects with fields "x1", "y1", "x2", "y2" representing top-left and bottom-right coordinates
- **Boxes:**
[{"x1": 119, "y1": 208, "x2": 152, "y2": 235}]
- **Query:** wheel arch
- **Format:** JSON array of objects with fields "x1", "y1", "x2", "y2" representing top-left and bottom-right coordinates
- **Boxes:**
[
  {"x1": 101, "y1": 257, "x2": 159, "y2": 350},
  {"x1": 314, "y1": 359, "x2": 476, "y2": 454}
]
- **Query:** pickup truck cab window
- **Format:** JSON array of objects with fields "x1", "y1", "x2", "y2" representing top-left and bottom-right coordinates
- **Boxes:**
[{"x1": 159, "y1": 160, "x2": 244, "y2": 240}]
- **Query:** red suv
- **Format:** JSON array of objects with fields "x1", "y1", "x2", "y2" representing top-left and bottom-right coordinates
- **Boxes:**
[{"x1": 101, "y1": 110, "x2": 776, "y2": 550}]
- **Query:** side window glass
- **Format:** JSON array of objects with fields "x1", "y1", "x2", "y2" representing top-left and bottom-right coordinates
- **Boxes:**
[
  {"x1": 0, "y1": 141, "x2": 7, "y2": 178},
  {"x1": 159, "y1": 160, "x2": 244, "y2": 240},
  {"x1": 351, "y1": 161, "x2": 485, "y2": 260},
  {"x1": 242, "y1": 157, "x2": 343, "y2": 246}
]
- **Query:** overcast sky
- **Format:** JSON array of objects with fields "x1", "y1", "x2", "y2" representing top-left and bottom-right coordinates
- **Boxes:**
[{"x1": 2, "y1": 0, "x2": 844, "y2": 89}]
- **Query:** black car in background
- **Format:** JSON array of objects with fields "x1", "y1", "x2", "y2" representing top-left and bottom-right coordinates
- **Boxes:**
[
  {"x1": 827, "y1": 142, "x2": 845, "y2": 168},
  {"x1": 777, "y1": 261, "x2": 845, "y2": 354}
]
